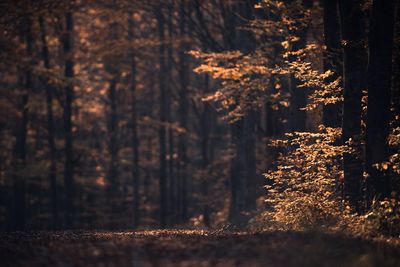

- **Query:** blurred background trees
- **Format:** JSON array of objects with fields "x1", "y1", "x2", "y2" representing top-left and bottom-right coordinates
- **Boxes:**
[{"x1": 0, "y1": 0, "x2": 399, "y2": 234}]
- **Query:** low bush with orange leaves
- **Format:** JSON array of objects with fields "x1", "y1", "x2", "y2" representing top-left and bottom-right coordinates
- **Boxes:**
[{"x1": 252, "y1": 126, "x2": 354, "y2": 231}]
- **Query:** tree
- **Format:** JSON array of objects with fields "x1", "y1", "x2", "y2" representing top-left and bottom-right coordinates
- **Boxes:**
[
  {"x1": 226, "y1": 0, "x2": 258, "y2": 224},
  {"x1": 366, "y1": 0, "x2": 397, "y2": 201},
  {"x1": 156, "y1": 7, "x2": 168, "y2": 228},
  {"x1": 288, "y1": 0, "x2": 313, "y2": 132},
  {"x1": 393, "y1": 1, "x2": 400, "y2": 127},
  {"x1": 338, "y1": 0, "x2": 367, "y2": 211},
  {"x1": 12, "y1": 17, "x2": 33, "y2": 230},
  {"x1": 39, "y1": 16, "x2": 59, "y2": 229},
  {"x1": 165, "y1": 1, "x2": 177, "y2": 225},
  {"x1": 322, "y1": 0, "x2": 342, "y2": 128},
  {"x1": 177, "y1": 0, "x2": 189, "y2": 223},
  {"x1": 63, "y1": 12, "x2": 75, "y2": 228},
  {"x1": 200, "y1": 74, "x2": 211, "y2": 227},
  {"x1": 106, "y1": 76, "x2": 118, "y2": 216},
  {"x1": 128, "y1": 14, "x2": 140, "y2": 229},
  {"x1": 104, "y1": 19, "x2": 120, "y2": 227}
]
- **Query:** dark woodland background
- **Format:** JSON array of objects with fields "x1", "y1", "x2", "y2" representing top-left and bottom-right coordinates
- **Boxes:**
[{"x1": 0, "y1": 0, "x2": 399, "y2": 235}]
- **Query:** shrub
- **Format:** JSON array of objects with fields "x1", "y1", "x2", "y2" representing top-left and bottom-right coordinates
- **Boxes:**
[
  {"x1": 262, "y1": 126, "x2": 350, "y2": 230},
  {"x1": 364, "y1": 197, "x2": 400, "y2": 236}
]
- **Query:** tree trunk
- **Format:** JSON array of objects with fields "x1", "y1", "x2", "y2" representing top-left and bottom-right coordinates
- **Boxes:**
[
  {"x1": 286, "y1": 0, "x2": 312, "y2": 132},
  {"x1": 128, "y1": 15, "x2": 140, "y2": 229},
  {"x1": 366, "y1": 0, "x2": 396, "y2": 201},
  {"x1": 107, "y1": 78, "x2": 118, "y2": 222},
  {"x1": 166, "y1": 1, "x2": 176, "y2": 225},
  {"x1": 12, "y1": 19, "x2": 32, "y2": 230},
  {"x1": 178, "y1": 0, "x2": 190, "y2": 224},
  {"x1": 265, "y1": 76, "x2": 279, "y2": 137},
  {"x1": 338, "y1": 0, "x2": 367, "y2": 211},
  {"x1": 201, "y1": 74, "x2": 210, "y2": 227},
  {"x1": 39, "y1": 16, "x2": 59, "y2": 229},
  {"x1": 391, "y1": 1, "x2": 400, "y2": 195},
  {"x1": 229, "y1": 119, "x2": 246, "y2": 223},
  {"x1": 393, "y1": 1, "x2": 400, "y2": 128},
  {"x1": 289, "y1": 36, "x2": 308, "y2": 132},
  {"x1": 322, "y1": 0, "x2": 342, "y2": 128},
  {"x1": 144, "y1": 79, "x2": 155, "y2": 206},
  {"x1": 222, "y1": 0, "x2": 257, "y2": 226},
  {"x1": 63, "y1": 12, "x2": 75, "y2": 228},
  {"x1": 244, "y1": 110, "x2": 257, "y2": 211},
  {"x1": 156, "y1": 9, "x2": 168, "y2": 228}
]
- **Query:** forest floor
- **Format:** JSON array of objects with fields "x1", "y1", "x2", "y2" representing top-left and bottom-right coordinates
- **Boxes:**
[{"x1": 1, "y1": 229, "x2": 400, "y2": 267}]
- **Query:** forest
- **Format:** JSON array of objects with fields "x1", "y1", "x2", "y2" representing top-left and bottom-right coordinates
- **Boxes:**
[{"x1": 0, "y1": 0, "x2": 400, "y2": 266}]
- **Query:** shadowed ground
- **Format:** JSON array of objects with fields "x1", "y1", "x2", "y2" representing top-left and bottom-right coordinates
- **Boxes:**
[{"x1": 0, "y1": 230, "x2": 399, "y2": 267}]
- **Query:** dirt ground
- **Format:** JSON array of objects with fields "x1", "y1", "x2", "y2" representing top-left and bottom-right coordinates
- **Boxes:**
[{"x1": 0, "y1": 230, "x2": 400, "y2": 267}]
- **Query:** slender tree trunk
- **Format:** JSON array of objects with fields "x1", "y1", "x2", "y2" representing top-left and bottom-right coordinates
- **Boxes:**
[
  {"x1": 201, "y1": 74, "x2": 210, "y2": 227},
  {"x1": 393, "y1": 1, "x2": 400, "y2": 127},
  {"x1": 322, "y1": 0, "x2": 342, "y2": 128},
  {"x1": 229, "y1": 119, "x2": 246, "y2": 223},
  {"x1": 289, "y1": 36, "x2": 307, "y2": 132},
  {"x1": 287, "y1": 0, "x2": 313, "y2": 132},
  {"x1": 229, "y1": 114, "x2": 257, "y2": 224},
  {"x1": 391, "y1": 1, "x2": 400, "y2": 195},
  {"x1": 366, "y1": 0, "x2": 396, "y2": 201},
  {"x1": 63, "y1": 12, "x2": 75, "y2": 228},
  {"x1": 221, "y1": 0, "x2": 257, "y2": 225},
  {"x1": 338, "y1": 0, "x2": 367, "y2": 211},
  {"x1": 265, "y1": 74, "x2": 279, "y2": 137},
  {"x1": 12, "y1": 19, "x2": 32, "y2": 230},
  {"x1": 265, "y1": 102, "x2": 275, "y2": 137},
  {"x1": 107, "y1": 78, "x2": 118, "y2": 223},
  {"x1": 242, "y1": 1, "x2": 261, "y2": 213},
  {"x1": 166, "y1": 1, "x2": 176, "y2": 225},
  {"x1": 39, "y1": 16, "x2": 59, "y2": 229},
  {"x1": 144, "y1": 79, "x2": 155, "y2": 202},
  {"x1": 128, "y1": 16, "x2": 140, "y2": 229},
  {"x1": 144, "y1": 136, "x2": 152, "y2": 199},
  {"x1": 244, "y1": 110, "x2": 257, "y2": 211},
  {"x1": 156, "y1": 9, "x2": 168, "y2": 228},
  {"x1": 226, "y1": 1, "x2": 244, "y2": 224},
  {"x1": 178, "y1": 0, "x2": 189, "y2": 223}
]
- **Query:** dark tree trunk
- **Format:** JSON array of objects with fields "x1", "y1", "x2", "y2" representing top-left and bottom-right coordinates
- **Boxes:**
[
  {"x1": 222, "y1": 0, "x2": 257, "y2": 226},
  {"x1": 289, "y1": 36, "x2": 307, "y2": 132},
  {"x1": 144, "y1": 79, "x2": 155, "y2": 205},
  {"x1": 225, "y1": 1, "x2": 244, "y2": 224},
  {"x1": 265, "y1": 102, "x2": 275, "y2": 137},
  {"x1": 156, "y1": 9, "x2": 168, "y2": 228},
  {"x1": 201, "y1": 74, "x2": 210, "y2": 227},
  {"x1": 393, "y1": 1, "x2": 400, "y2": 127},
  {"x1": 63, "y1": 12, "x2": 75, "y2": 228},
  {"x1": 229, "y1": 113, "x2": 257, "y2": 224},
  {"x1": 338, "y1": 0, "x2": 367, "y2": 211},
  {"x1": 12, "y1": 19, "x2": 32, "y2": 230},
  {"x1": 265, "y1": 76, "x2": 279, "y2": 137},
  {"x1": 178, "y1": 0, "x2": 189, "y2": 224},
  {"x1": 168, "y1": 130, "x2": 175, "y2": 224},
  {"x1": 229, "y1": 119, "x2": 246, "y2": 223},
  {"x1": 166, "y1": 2, "x2": 176, "y2": 225},
  {"x1": 244, "y1": 110, "x2": 257, "y2": 211},
  {"x1": 238, "y1": 1, "x2": 257, "y2": 214},
  {"x1": 107, "y1": 78, "x2": 118, "y2": 217},
  {"x1": 104, "y1": 21, "x2": 120, "y2": 228},
  {"x1": 366, "y1": 0, "x2": 396, "y2": 201},
  {"x1": 39, "y1": 16, "x2": 59, "y2": 229},
  {"x1": 322, "y1": 0, "x2": 343, "y2": 128},
  {"x1": 391, "y1": 1, "x2": 400, "y2": 195},
  {"x1": 288, "y1": 0, "x2": 313, "y2": 132},
  {"x1": 128, "y1": 16, "x2": 140, "y2": 229}
]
